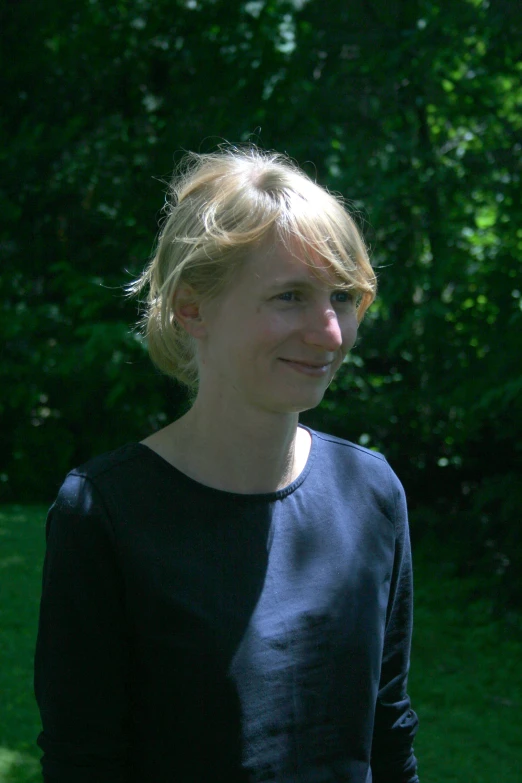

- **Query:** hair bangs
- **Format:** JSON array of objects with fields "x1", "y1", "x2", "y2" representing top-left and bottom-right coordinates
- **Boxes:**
[{"x1": 275, "y1": 188, "x2": 376, "y2": 313}]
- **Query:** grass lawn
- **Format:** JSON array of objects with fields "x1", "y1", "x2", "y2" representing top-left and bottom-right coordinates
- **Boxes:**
[
  {"x1": 0, "y1": 504, "x2": 521, "y2": 782},
  {"x1": 409, "y1": 543, "x2": 522, "y2": 782},
  {"x1": 0, "y1": 505, "x2": 47, "y2": 783}
]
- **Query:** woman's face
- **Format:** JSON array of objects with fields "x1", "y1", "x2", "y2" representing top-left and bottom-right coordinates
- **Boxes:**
[{"x1": 196, "y1": 241, "x2": 359, "y2": 415}]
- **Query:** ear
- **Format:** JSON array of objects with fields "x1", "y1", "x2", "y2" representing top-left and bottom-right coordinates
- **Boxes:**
[{"x1": 173, "y1": 285, "x2": 207, "y2": 339}]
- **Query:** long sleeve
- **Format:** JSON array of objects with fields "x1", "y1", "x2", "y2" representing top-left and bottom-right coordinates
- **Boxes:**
[
  {"x1": 34, "y1": 472, "x2": 131, "y2": 783},
  {"x1": 370, "y1": 464, "x2": 419, "y2": 783}
]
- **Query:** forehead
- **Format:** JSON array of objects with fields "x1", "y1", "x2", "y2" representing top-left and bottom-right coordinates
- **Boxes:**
[{"x1": 244, "y1": 239, "x2": 342, "y2": 289}]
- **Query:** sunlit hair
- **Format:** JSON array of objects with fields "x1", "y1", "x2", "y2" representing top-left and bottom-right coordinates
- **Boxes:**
[{"x1": 128, "y1": 145, "x2": 377, "y2": 389}]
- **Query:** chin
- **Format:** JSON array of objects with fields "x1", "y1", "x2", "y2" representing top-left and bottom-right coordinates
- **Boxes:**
[
  {"x1": 275, "y1": 391, "x2": 327, "y2": 414},
  {"x1": 248, "y1": 378, "x2": 330, "y2": 415}
]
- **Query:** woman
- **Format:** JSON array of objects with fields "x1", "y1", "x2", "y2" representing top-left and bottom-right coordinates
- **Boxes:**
[{"x1": 35, "y1": 146, "x2": 419, "y2": 782}]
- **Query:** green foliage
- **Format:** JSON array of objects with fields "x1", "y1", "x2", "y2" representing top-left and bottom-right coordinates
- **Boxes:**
[{"x1": 1, "y1": 0, "x2": 521, "y2": 602}]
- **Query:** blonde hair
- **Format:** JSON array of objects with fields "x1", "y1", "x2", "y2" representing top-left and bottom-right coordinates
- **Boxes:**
[{"x1": 129, "y1": 145, "x2": 377, "y2": 389}]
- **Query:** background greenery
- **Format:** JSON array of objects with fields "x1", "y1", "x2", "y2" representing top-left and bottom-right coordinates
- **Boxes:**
[
  {"x1": 1, "y1": 0, "x2": 521, "y2": 778},
  {"x1": 2, "y1": 0, "x2": 521, "y2": 605}
]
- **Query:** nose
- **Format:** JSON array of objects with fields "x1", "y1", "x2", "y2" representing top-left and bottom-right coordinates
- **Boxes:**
[{"x1": 302, "y1": 302, "x2": 344, "y2": 352}]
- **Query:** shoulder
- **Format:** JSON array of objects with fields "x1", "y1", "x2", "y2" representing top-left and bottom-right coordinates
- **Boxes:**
[
  {"x1": 308, "y1": 428, "x2": 406, "y2": 527},
  {"x1": 50, "y1": 443, "x2": 147, "y2": 525},
  {"x1": 312, "y1": 429, "x2": 387, "y2": 464},
  {"x1": 59, "y1": 442, "x2": 150, "y2": 497},
  {"x1": 310, "y1": 429, "x2": 398, "y2": 485},
  {"x1": 72, "y1": 443, "x2": 147, "y2": 483},
  {"x1": 43, "y1": 450, "x2": 149, "y2": 585}
]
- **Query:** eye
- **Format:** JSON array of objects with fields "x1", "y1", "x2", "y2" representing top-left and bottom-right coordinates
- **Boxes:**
[
  {"x1": 276, "y1": 291, "x2": 301, "y2": 302},
  {"x1": 331, "y1": 290, "x2": 354, "y2": 305}
]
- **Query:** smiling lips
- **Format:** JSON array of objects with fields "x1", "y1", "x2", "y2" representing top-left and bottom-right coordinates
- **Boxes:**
[{"x1": 279, "y1": 358, "x2": 333, "y2": 376}]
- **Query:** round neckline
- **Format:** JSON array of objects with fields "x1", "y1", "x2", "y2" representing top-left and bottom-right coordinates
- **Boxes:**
[{"x1": 133, "y1": 425, "x2": 316, "y2": 501}]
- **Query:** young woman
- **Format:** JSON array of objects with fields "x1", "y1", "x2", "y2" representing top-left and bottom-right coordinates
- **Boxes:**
[{"x1": 35, "y1": 147, "x2": 419, "y2": 782}]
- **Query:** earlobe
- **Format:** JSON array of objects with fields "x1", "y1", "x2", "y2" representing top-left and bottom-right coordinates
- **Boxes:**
[{"x1": 173, "y1": 285, "x2": 207, "y2": 338}]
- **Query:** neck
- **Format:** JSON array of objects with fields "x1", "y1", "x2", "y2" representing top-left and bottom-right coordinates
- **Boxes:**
[
  {"x1": 146, "y1": 390, "x2": 310, "y2": 494},
  {"x1": 178, "y1": 393, "x2": 301, "y2": 493}
]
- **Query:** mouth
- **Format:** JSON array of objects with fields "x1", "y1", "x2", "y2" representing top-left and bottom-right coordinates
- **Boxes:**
[{"x1": 279, "y1": 358, "x2": 333, "y2": 376}]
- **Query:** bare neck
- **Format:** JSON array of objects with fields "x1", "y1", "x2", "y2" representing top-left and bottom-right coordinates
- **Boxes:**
[{"x1": 142, "y1": 397, "x2": 311, "y2": 494}]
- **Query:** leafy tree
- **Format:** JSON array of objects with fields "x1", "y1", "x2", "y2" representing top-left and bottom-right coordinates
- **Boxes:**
[{"x1": 1, "y1": 0, "x2": 521, "y2": 602}]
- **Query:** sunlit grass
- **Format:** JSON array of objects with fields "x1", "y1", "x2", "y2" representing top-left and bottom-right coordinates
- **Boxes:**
[
  {"x1": 409, "y1": 541, "x2": 522, "y2": 782},
  {"x1": 0, "y1": 504, "x2": 520, "y2": 782}
]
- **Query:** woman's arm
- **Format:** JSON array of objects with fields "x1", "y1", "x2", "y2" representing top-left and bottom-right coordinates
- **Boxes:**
[
  {"x1": 370, "y1": 465, "x2": 419, "y2": 783},
  {"x1": 34, "y1": 472, "x2": 131, "y2": 783}
]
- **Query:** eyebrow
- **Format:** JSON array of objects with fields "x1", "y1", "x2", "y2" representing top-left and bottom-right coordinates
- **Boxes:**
[{"x1": 265, "y1": 278, "x2": 348, "y2": 293}]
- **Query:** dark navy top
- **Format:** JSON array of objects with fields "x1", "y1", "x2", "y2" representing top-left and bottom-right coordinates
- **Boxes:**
[{"x1": 34, "y1": 427, "x2": 419, "y2": 783}]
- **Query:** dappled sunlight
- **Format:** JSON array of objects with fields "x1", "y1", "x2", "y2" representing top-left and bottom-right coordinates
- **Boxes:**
[{"x1": 0, "y1": 747, "x2": 39, "y2": 783}]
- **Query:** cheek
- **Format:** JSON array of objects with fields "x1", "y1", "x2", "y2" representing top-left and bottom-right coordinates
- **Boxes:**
[
  {"x1": 231, "y1": 319, "x2": 280, "y2": 367},
  {"x1": 341, "y1": 314, "x2": 358, "y2": 352},
  {"x1": 252, "y1": 311, "x2": 292, "y2": 343}
]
